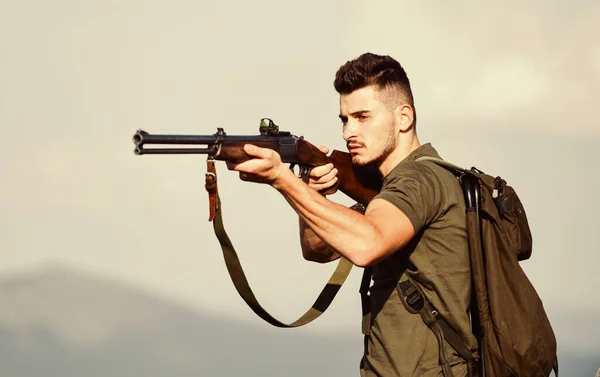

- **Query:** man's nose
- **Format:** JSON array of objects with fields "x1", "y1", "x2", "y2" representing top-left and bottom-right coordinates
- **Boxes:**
[{"x1": 343, "y1": 120, "x2": 358, "y2": 141}]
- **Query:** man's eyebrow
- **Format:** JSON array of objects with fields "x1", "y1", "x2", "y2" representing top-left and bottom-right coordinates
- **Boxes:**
[{"x1": 339, "y1": 110, "x2": 370, "y2": 121}]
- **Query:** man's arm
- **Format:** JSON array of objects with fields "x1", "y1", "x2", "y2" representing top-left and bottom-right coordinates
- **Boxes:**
[
  {"x1": 299, "y1": 218, "x2": 341, "y2": 263},
  {"x1": 279, "y1": 174, "x2": 414, "y2": 266},
  {"x1": 298, "y1": 154, "x2": 341, "y2": 263},
  {"x1": 227, "y1": 144, "x2": 415, "y2": 267},
  {"x1": 300, "y1": 200, "x2": 368, "y2": 263}
]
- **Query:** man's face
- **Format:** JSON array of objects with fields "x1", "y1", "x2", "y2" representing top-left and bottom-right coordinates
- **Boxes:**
[{"x1": 339, "y1": 85, "x2": 397, "y2": 166}]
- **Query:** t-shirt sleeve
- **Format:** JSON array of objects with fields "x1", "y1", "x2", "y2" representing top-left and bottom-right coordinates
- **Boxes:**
[{"x1": 373, "y1": 164, "x2": 444, "y2": 234}]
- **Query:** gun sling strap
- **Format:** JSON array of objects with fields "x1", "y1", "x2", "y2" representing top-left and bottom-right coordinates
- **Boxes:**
[{"x1": 204, "y1": 157, "x2": 353, "y2": 327}]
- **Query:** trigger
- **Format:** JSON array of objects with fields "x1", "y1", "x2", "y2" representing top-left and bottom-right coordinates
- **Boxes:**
[
  {"x1": 289, "y1": 163, "x2": 298, "y2": 176},
  {"x1": 302, "y1": 166, "x2": 312, "y2": 179}
]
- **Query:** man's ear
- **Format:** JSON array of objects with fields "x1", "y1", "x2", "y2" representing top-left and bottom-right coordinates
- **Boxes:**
[{"x1": 394, "y1": 104, "x2": 414, "y2": 133}]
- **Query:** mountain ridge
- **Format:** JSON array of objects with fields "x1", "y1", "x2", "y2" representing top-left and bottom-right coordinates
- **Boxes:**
[{"x1": 0, "y1": 264, "x2": 596, "y2": 377}]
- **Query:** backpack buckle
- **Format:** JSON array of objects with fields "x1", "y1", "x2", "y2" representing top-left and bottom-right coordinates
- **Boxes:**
[
  {"x1": 406, "y1": 289, "x2": 424, "y2": 310},
  {"x1": 399, "y1": 280, "x2": 424, "y2": 310}
]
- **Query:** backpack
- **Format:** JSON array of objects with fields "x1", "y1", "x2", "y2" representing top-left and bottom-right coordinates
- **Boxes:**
[{"x1": 361, "y1": 156, "x2": 558, "y2": 377}]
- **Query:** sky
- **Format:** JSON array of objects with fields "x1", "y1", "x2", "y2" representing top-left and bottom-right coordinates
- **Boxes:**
[{"x1": 0, "y1": 0, "x2": 599, "y2": 370}]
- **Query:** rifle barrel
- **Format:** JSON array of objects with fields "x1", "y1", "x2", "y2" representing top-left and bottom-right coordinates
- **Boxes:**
[
  {"x1": 133, "y1": 130, "x2": 294, "y2": 146},
  {"x1": 134, "y1": 147, "x2": 217, "y2": 155}
]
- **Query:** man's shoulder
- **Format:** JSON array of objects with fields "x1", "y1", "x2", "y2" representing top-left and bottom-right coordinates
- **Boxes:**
[
  {"x1": 386, "y1": 142, "x2": 440, "y2": 172},
  {"x1": 383, "y1": 147, "x2": 450, "y2": 189},
  {"x1": 382, "y1": 160, "x2": 442, "y2": 191},
  {"x1": 374, "y1": 144, "x2": 459, "y2": 233}
]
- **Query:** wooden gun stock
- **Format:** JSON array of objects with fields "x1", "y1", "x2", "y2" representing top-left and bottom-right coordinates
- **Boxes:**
[
  {"x1": 326, "y1": 150, "x2": 381, "y2": 205},
  {"x1": 296, "y1": 139, "x2": 382, "y2": 205}
]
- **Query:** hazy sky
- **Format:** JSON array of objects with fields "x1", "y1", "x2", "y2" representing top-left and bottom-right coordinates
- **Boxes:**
[{"x1": 1, "y1": 0, "x2": 599, "y2": 360}]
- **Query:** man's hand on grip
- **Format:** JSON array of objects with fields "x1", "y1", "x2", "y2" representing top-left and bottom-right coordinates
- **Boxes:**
[{"x1": 304, "y1": 145, "x2": 339, "y2": 193}]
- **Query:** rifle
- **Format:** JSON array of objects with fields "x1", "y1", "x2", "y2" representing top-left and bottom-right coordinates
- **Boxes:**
[
  {"x1": 132, "y1": 118, "x2": 382, "y2": 328},
  {"x1": 133, "y1": 118, "x2": 381, "y2": 203}
]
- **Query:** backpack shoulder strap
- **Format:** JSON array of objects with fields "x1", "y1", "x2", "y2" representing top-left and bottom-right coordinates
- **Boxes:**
[
  {"x1": 398, "y1": 273, "x2": 479, "y2": 377},
  {"x1": 415, "y1": 156, "x2": 468, "y2": 175},
  {"x1": 411, "y1": 155, "x2": 483, "y2": 377}
]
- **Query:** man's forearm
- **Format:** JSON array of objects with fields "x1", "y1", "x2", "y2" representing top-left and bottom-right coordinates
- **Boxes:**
[
  {"x1": 274, "y1": 168, "x2": 379, "y2": 267},
  {"x1": 299, "y1": 218, "x2": 340, "y2": 263}
]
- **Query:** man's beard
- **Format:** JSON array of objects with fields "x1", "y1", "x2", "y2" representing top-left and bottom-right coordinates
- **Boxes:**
[{"x1": 352, "y1": 125, "x2": 397, "y2": 166}]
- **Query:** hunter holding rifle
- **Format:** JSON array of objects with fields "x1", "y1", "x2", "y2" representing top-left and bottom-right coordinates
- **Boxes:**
[{"x1": 225, "y1": 52, "x2": 478, "y2": 377}]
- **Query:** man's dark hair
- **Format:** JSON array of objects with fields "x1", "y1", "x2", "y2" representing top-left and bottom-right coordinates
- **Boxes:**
[{"x1": 334, "y1": 52, "x2": 416, "y2": 127}]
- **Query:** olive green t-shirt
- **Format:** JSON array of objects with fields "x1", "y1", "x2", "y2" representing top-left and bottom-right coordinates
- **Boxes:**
[{"x1": 359, "y1": 143, "x2": 478, "y2": 377}]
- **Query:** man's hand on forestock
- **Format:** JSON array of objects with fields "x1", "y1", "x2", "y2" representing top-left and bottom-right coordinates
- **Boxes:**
[
  {"x1": 304, "y1": 145, "x2": 339, "y2": 194},
  {"x1": 226, "y1": 144, "x2": 286, "y2": 186}
]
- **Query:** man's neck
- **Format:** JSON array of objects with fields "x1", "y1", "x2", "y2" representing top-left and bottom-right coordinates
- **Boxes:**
[{"x1": 378, "y1": 135, "x2": 421, "y2": 176}]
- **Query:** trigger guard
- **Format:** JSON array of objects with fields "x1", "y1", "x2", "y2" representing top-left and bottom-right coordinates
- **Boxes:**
[
  {"x1": 300, "y1": 165, "x2": 312, "y2": 179},
  {"x1": 289, "y1": 164, "x2": 311, "y2": 179},
  {"x1": 289, "y1": 163, "x2": 302, "y2": 178}
]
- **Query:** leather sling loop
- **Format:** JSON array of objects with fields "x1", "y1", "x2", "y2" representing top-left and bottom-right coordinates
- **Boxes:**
[{"x1": 204, "y1": 157, "x2": 353, "y2": 327}]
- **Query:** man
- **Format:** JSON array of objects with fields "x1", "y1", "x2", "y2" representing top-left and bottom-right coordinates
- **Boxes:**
[{"x1": 226, "y1": 52, "x2": 478, "y2": 377}]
